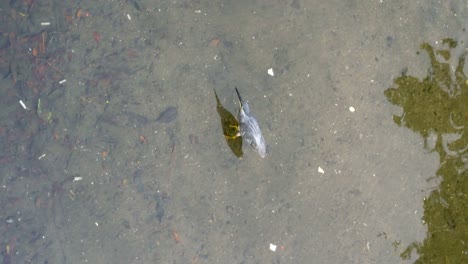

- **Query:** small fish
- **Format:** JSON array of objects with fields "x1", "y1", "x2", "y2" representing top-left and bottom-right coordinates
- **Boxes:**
[
  {"x1": 235, "y1": 87, "x2": 266, "y2": 158},
  {"x1": 155, "y1": 106, "x2": 178, "y2": 123}
]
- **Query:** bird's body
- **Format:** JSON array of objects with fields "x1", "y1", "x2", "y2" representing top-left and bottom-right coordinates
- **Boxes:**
[{"x1": 235, "y1": 88, "x2": 266, "y2": 158}]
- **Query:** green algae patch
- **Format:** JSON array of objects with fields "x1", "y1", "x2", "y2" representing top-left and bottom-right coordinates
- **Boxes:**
[{"x1": 384, "y1": 39, "x2": 468, "y2": 263}]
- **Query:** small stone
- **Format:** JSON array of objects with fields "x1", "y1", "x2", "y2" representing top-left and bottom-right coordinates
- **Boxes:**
[
  {"x1": 267, "y1": 68, "x2": 274, "y2": 76},
  {"x1": 269, "y1": 243, "x2": 277, "y2": 252},
  {"x1": 318, "y1": 166, "x2": 324, "y2": 174}
]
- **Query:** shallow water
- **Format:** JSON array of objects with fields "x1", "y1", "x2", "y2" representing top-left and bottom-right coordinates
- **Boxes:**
[{"x1": 0, "y1": 0, "x2": 466, "y2": 263}]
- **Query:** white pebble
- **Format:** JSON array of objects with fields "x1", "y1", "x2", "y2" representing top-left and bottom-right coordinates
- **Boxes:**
[
  {"x1": 318, "y1": 166, "x2": 324, "y2": 174},
  {"x1": 19, "y1": 100, "x2": 29, "y2": 110},
  {"x1": 269, "y1": 243, "x2": 277, "y2": 252},
  {"x1": 267, "y1": 68, "x2": 274, "y2": 76},
  {"x1": 349, "y1": 106, "x2": 355, "y2": 112}
]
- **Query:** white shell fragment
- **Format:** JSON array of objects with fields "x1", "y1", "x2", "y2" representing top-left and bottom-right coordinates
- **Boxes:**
[
  {"x1": 73, "y1": 177, "x2": 83, "y2": 182},
  {"x1": 269, "y1": 243, "x2": 277, "y2": 252},
  {"x1": 19, "y1": 100, "x2": 29, "y2": 110},
  {"x1": 267, "y1": 68, "x2": 274, "y2": 76},
  {"x1": 318, "y1": 166, "x2": 325, "y2": 174},
  {"x1": 349, "y1": 106, "x2": 356, "y2": 112},
  {"x1": 59, "y1": 79, "x2": 67, "y2": 84},
  {"x1": 40, "y1": 22, "x2": 51, "y2": 26}
]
